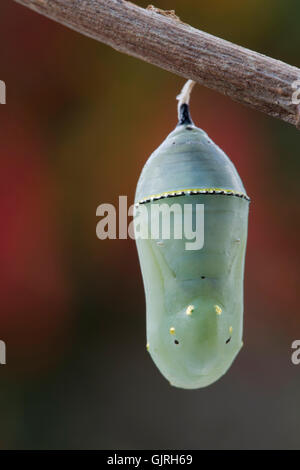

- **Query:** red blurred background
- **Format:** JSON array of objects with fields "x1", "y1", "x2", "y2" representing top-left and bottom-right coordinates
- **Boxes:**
[{"x1": 0, "y1": 0, "x2": 299, "y2": 449}]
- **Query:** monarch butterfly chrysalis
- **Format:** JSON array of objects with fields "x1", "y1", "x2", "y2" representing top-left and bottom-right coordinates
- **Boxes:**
[{"x1": 134, "y1": 80, "x2": 249, "y2": 389}]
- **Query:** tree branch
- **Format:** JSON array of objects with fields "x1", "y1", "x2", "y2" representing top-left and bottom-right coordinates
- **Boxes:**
[{"x1": 14, "y1": 0, "x2": 300, "y2": 129}]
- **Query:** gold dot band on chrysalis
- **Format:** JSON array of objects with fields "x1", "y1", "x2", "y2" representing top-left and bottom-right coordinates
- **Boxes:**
[{"x1": 136, "y1": 188, "x2": 250, "y2": 206}]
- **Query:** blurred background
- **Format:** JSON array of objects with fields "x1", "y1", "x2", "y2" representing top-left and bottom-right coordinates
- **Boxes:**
[{"x1": 0, "y1": 0, "x2": 299, "y2": 450}]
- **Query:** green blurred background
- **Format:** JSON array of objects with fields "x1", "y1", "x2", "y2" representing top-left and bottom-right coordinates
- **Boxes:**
[{"x1": 0, "y1": 0, "x2": 299, "y2": 449}]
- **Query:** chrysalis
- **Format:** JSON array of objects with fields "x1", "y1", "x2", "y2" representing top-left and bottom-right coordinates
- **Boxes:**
[{"x1": 134, "y1": 81, "x2": 249, "y2": 389}]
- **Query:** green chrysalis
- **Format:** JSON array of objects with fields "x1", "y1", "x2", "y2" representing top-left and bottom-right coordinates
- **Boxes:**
[{"x1": 135, "y1": 81, "x2": 249, "y2": 389}]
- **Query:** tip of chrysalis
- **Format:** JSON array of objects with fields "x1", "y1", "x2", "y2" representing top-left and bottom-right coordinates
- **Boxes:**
[{"x1": 177, "y1": 103, "x2": 194, "y2": 126}]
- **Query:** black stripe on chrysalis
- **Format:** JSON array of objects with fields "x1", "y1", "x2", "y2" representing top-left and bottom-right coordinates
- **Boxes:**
[{"x1": 177, "y1": 103, "x2": 194, "y2": 126}]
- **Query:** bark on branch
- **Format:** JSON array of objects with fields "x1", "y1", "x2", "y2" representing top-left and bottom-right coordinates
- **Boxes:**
[{"x1": 14, "y1": 0, "x2": 300, "y2": 129}]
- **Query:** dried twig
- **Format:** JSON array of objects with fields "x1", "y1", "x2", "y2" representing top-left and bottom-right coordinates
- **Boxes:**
[{"x1": 13, "y1": 0, "x2": 300, "y2": 129}]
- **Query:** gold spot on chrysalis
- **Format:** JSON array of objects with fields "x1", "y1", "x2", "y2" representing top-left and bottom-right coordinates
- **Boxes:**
[
  {"x1": 215, "y1": 305, "x2": 222, "y2": 315},
  {"x1": 170, "y1": 327, "x2": 175, "y2": 335},
  {"x1": 186, "y1": 305, "x2": 194, "y2": 316},
  {"x1": 229, "y1": 326, "x2": 233, "y2": 334},
  {"x1": 146, "y1": 342, "x2": 150, "y2": 351}
]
